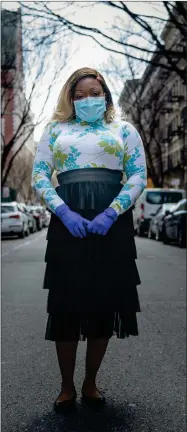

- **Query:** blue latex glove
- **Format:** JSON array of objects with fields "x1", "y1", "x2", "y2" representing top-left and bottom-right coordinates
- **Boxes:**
[
  {"x1": 87, "y1": 207, "x2": 118, "y2": 235},
  {"x1": 55, "y1": 204, "x2": 90, "y2": 238}
]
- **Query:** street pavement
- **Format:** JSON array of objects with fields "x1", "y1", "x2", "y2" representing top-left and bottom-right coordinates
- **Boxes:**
[{"x1": 1, "y1": 230, "x2": 186, "y2": 432}]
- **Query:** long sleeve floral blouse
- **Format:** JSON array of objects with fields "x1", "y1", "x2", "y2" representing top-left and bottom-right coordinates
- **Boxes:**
[{"x1": 32, "y1": 117, "x2": 147, "y2": 215}]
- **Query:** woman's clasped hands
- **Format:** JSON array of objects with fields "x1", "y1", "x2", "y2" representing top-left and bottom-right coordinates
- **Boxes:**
[{"x1": 55, "y1": 204, "x2": 118, "y2": 238}]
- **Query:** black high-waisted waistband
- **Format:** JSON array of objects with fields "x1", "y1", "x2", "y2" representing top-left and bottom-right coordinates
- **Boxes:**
[{"x1": 57, "y1": 168, "x2": 123, "y2": 186}]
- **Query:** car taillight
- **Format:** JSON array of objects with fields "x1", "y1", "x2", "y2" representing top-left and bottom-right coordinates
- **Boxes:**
[
  {"x1": 140, "y1": 214, "x2": 144, "y2": 220},
  {"x1": 9, "y1": 214, "x2": 20, "y2": 219},
  {"x1": 141, "y1": 203, "x2": 144, "y2": 210}
]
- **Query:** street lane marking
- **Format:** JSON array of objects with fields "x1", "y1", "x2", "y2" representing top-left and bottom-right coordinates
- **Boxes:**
[{"x1": 2, "y1": 232, "x2": 46, "y2": 257}]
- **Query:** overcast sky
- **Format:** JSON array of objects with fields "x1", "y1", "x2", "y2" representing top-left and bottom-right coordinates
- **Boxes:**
[{"x1": 2, "y1": 1, "x2": 167, "y2": 142}]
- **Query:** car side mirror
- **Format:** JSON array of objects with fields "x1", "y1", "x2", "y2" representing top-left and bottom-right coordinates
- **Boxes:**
[{"x1": 165, "y1": 210, "x2": 171, "y2": 216}]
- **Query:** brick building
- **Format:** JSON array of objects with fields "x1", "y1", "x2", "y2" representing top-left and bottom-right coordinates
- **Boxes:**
[{"x1": 1, "y1": 9, "x2": 36, "y2": 203}]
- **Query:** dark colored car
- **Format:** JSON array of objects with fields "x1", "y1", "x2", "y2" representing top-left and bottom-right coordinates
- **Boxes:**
[
  {"x1": 27, "y1": 206, "x2": 43, "y2": 231},
  {"x1": 162, "y1": 198, "x2": 187, "y2": 248}
]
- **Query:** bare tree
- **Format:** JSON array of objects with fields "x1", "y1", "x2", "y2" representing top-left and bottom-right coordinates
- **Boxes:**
[
  {"x1": 6, "y1": 3, "x2": 185, "y2": 189},
  {"x1": 1, "y1": 8, "x2": 68, "y2": 187},
  {"x1": 102, "y1": 54, "x2": 171, "y2": 187},
  {"x1": 19, "y1": 1, "x2": 187, "y2": 82},
  {"x1": 8, "y1": 151, "x2": 36, "y2": 203}
]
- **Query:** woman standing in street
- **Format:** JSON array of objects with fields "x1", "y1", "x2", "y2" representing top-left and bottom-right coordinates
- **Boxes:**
[{"x1": 32, "y1": 67, "x2": 147, "y2": 412}]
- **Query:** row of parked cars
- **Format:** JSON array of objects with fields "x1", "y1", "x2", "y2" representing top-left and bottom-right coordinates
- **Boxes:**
[
  {"x1": 133, "y1": 188, "x2": 187, "y2": 248},
  {"x1": 1, "y1": 202, "x2": 51, "y2": 238},
  {"x1": 2, "y1": 189, "x2": 186, "y2": 246}
]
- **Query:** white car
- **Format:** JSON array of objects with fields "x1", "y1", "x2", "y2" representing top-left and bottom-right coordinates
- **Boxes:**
[
  {"x1": 19, "y1": 203, "x2": 37, "y2": 234},
  {"x1": 133, "y1": 188, "x2": 185, "y2": 237},
  {"x1": 43, "y1": 210, "x2": 51, "y2": 227},
  {"x1": 1, "y1": 202, "x2": 30, "y2": 238}
]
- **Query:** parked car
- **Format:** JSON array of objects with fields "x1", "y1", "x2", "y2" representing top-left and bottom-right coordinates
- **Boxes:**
[
  {"x1": 36, "y1": 206, "x2": 50, "y2": 228},
  {"x1": 19, "y1": 203, "x2": 37, "y2": 234},
  {"x1": 26, "y1": 206, "x2": 37, "y2": 233},
  {"x1": 1, "y1": 202, "x2": 30, "y2": 238},
  {"x1": 27, "y1": 206, "x2": 43, "y2": 231},
  {"x1": 162, "y1": 198, "x2": 187, "y2": 248},
  {"x1": 43, "y1": 209, "x2": 51, "y2": 227},
  {"x1": 148, "y1": 203, "x2": 175, "y2": 241},
  {"x1": 133, "y1": 188, "x2": 185, "y2": 237}
]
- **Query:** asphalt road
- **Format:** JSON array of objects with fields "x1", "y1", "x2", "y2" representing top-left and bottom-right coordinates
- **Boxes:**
[{"x1": 1, "y1": 231, "x2": 186, "y2": 432}]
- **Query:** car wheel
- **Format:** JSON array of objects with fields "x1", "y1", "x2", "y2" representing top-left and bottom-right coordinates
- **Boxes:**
[
  {"x1": 18, "y1": 227, "x2": 25, "y2": 239},
  {"x1": 155, "y1": 227, "x2": 160, "y2": 241},
  {"x1": 163, "y1": 227, "x2": 169, "y2": 245},
  {"x1": 137, "y1": 223, "x2": 145, "y2": 237},
  {"x1": 159, "y1": 228, "x2": 164, "y2": 241},
  {"x1": 148, "y1": 225, "x2": 154, "y2": 239},
  {"x1": 25, "y1": 225, "x2": 30, "y2": 237},
  {"x1": 36, "y1": 221, "x2": 41, "y2": 231},
  {"x1": 38, "y1": 224, "x2": 42, "y2": 231},
  {"x1": 178, "y1": 226, "x2": 186, "y2": 248}
]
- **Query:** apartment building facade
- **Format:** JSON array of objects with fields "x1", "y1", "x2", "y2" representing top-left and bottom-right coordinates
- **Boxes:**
[{"x1": 119, "y1": 11, "x2": 187, "y2": 189}]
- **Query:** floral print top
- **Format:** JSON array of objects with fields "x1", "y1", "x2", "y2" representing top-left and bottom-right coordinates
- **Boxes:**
[{"x1": 32, "y1": 117, "x2": 147, "y2": 215}]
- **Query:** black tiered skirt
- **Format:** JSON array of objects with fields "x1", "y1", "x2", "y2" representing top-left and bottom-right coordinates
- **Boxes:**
[{"x1": 43, "y1": 168, "x2": 141, "y2": 341}]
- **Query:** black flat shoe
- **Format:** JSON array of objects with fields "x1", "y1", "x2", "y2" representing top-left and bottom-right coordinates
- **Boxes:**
[
  {"x1": 54, "y1": 390, "x2": 77, "y2": 413},
  {"x1": 81, "y1": 389, "x2": 106, "y2": 408}
]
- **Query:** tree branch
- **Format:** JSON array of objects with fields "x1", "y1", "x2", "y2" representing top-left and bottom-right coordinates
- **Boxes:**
[{"x1": 19, "y1": 1, "x2": 186, "y2": 82}]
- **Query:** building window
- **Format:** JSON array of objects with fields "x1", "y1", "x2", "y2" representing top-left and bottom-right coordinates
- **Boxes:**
[
  {"x1": 172, "y1": 149, "x2": 181, "y2": 167},
  {"x1": 167, "y1": 89, "x2": 172, "y2": 102},
  {"x1": 1, "y1": 118, "x2": 5, "y2": 138},
  {"x1": 168, "y1": 123, "x2": 172, "y2": 140},
  {"x1": 181, "y1": 107, "x2": 187, "y2": 128}
]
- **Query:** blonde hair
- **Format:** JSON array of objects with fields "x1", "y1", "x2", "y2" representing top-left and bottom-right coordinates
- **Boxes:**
[{"x1": 50, "y1": 67, "x2": 116, "y2": 124}]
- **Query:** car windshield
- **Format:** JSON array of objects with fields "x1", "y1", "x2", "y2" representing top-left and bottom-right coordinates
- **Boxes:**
[
  {"x1": 1, "y1": 206, "x2": 15, "y2": 213},
  {"x1": 146, "y1": 191, "x2": 183, "y2": 205}
]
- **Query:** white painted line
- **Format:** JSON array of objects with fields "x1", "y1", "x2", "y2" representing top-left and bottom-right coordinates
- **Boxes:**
[{"x1": 2, "y1": 232, "x2": 46, "y2": 257}]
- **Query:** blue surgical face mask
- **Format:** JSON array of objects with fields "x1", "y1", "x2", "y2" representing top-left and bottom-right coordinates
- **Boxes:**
[{"x1": 74, "y1": 96, "x2": 106, "y2": 123}]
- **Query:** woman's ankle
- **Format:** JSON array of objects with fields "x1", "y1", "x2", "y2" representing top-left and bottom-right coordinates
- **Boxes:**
[
  {"x1": 61, "y1": 381, "x2": 75, "y2": 393},
  {"x1": 83, "y1": 378, "x2": 96, "y2": 388}
]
